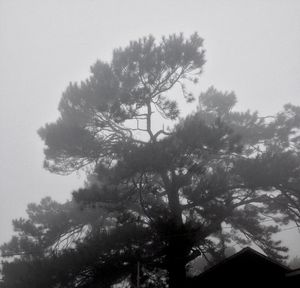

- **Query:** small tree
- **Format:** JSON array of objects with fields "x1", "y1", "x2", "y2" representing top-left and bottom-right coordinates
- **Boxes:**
[
  {"x1": 1, "y1": 198, "x2": 164, "y2": 288},
  {"x1": 2, "y1": 33, "x2": 300, "y2": 288}
]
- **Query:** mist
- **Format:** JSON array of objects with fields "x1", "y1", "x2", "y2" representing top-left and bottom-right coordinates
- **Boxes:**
[{"x1": 1, "y1": 0, "x2": 300, "y2": 287}]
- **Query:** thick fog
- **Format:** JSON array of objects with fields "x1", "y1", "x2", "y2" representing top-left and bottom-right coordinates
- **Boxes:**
[{"x1": 0, "y1": 0, "x2": 300, "y2": 261}]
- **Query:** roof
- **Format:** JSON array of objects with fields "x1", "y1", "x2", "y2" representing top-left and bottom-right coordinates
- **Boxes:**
[
  {"x1": 189, "y1": 247, "x2": 291, "y2": 287},
  {"x1": 197, "y1": 247, "x2": 290, "y2": 277}
]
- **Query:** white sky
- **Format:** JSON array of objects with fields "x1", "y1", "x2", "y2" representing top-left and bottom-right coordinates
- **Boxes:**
[{"x1": 0, "y1": 0, "x2": 300, "y2": 258}]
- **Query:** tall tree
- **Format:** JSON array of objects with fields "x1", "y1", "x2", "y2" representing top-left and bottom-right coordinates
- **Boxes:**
[
  {"x1": 38, "y1": 33, "x2": 300, "y2": 287},
  {"x1": 2, "y1": 33, "x2": 300, "y2": 288}
]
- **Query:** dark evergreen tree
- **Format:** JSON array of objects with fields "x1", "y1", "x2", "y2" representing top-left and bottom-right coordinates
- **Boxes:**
[{"x1": 1, "y1": 33, "x2": 300, "y2": 288}]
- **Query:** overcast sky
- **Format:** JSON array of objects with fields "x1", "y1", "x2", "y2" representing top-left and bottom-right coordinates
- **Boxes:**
[{"x1": 0, "y1": 0, "x2": 300, "y2": 258}]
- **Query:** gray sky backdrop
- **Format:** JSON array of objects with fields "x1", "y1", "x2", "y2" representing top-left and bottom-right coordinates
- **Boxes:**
[{"x1": 1, "y1": 0, "x2": 300, "y2": 258}]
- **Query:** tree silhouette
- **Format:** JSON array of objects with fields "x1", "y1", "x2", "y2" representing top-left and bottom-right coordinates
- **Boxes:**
[{"x1": 1, "y1": 33, "x2": 300, "y2": 288}]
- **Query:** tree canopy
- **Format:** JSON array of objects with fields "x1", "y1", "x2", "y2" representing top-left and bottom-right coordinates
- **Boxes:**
[{"x1": 1, "y1": 33, "x2": 300, "y2": 288}]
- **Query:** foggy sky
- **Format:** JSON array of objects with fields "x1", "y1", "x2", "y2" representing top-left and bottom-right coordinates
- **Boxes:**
[{"x1": 0, "y1": 0, "x2": 300, "y2": 258}]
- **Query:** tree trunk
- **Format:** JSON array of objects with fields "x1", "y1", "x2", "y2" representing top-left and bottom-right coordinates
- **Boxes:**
[
  {"x1": 160, "y1": 171, "x2": 188, "y2": 288},
  {"x1": 167, "y1": 183, "x2": 187, "y2": 286},
  {"x1": 167, "y1": 236, "x2": 187, "y2": 288}
]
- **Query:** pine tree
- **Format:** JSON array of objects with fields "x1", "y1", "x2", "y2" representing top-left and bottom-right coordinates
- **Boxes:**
[{"x1": 2, "y1": 33, "x2": 300, "y2": 288}]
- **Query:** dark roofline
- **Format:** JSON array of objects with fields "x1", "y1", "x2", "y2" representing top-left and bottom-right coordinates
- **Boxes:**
[
  {"x1": 193, "y1": 247, "x2": 291, "y2": 280},
  {"x1": 238, "y1": 247, "x2": 291, "y2": 270}
]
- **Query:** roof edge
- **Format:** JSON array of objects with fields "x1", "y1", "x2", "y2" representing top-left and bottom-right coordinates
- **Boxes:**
[{"x1": 192, "y1": 246, "x2": 291, "y2": 280}]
